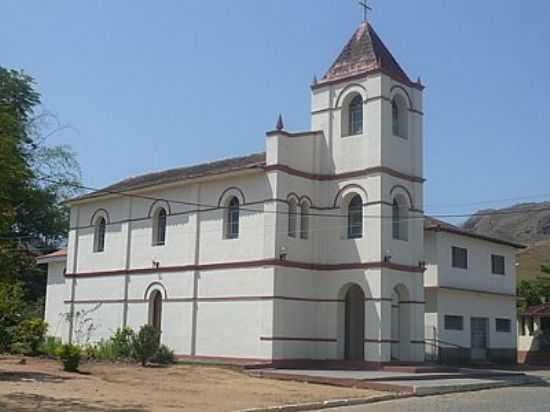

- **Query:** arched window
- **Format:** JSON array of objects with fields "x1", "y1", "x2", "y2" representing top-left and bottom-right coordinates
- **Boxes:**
[
  {"x1": 226, "y1": 197, "x2": 240, "y2": 239},
  {"x1": 392, "y1": 197, "x2": 409, "y2": 241},
  {"x1": 300, "y1": 201, "x2": 310, "y2": 239},
  {"x1": 288, "y1": 199, "x2": 297, "y2": 238},
  {"x1": 392, "y1": 99, "x2": 399, "y2": 136},
  {"x1": 93, "y1": 216, "x2": 106, "y2": 252},
  {"x1": 391, "y1": 95, "x2": 408, "y2": 138},
  {"x1": 347, "y1": 195, "x2": 363, "y2": 239},
  {"x1": 348, "y1": 95, "x2": 363, "y2": 136},
  {"x1": 149, "y1": 290, "x2": 163, "y2": 333},
  {"x1": 152, "y1": 208, "x2": 167, "y2": 246}
]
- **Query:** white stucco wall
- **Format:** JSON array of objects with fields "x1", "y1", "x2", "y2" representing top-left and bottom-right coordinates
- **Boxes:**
[{"x1": 44, "y1": 260, "x2": 69, "y2": 341}]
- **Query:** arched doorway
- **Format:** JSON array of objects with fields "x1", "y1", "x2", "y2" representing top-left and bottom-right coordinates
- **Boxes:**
[
  {"x1": 391, "y1": 284, "x2": 410, "y2": 361},
  {"x1": 344, "y1": 285, "x2": 365, "y2": 360},
  {"x1": 149, "y1": 290, "x2": 163, "y2": 333}
]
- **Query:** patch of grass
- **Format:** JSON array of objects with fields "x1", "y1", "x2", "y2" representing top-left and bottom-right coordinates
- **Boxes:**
[{"x1": 517, "y1": 240, "x2": 550, "y2": 282}]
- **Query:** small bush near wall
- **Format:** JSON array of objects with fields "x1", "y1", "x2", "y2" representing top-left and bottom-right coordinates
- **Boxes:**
[
  {"x1": 11, "y1": 318, "x2": 47, "y2": 356},
  {"x1": 40, "y1": 336, "x2": 63, "y2": 358},
  {"x1": 151, "y1": 344, "x2": 175, "y2": 365},
  {"x1": 57, "y1": 344, "x2": 81, "y2": 372},
  {"x1": 131, "y1": 325, "x2": 160, "y2": 366},
  {"x1": 85, "y1": 327, "x2": 135, "y2": 361}
]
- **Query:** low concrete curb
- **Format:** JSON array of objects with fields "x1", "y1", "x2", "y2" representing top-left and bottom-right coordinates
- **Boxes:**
[
  {"x1": 235, "y1": 393, "x2": 406, "y2": 412},
  {"x1": 413, "y1": 375, "x2": 544, "y2": 396}
]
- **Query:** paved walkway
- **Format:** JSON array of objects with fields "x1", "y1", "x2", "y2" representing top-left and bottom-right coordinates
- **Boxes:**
[{"x1": 254, "y1": 368, "x2": 544, "y2": 395}]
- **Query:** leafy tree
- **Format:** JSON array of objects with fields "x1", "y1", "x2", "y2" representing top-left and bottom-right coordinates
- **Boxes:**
[
  {"x1": 0, "y1": 66, "x2": 82, "y2": 356},
  {"x1": 517, "y1": 271, "x2": 550, "y2": 312},
  {"x1": 0, "y1": 66, "x2": 82, "y2": 316}
]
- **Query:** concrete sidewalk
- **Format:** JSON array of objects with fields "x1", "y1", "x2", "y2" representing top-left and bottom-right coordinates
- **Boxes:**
[{"x1": 250, "y1": 368, "x2": 545, "y2": 396}]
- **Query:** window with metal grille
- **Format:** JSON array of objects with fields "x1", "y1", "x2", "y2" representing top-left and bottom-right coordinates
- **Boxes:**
[
  {"x1": 348, "y1": 95, "x2": 363, "y2": 135},
  {"x1": 226, "y1": 197, "x2": 240, "y2": 239},
  {"x1": 94, "y1": 217, "x2": 106, "y2": 252},
  {"x1": 153, "y1": 208, "x2": 167, "y2": 246},
  {"x1": 452, "y1": 246, "x2": 468, "y2": 269},
  {"x1": 444, "y1": 315, "x2": 463, "y2": 331},
  {"x1": 491, "y1": 254, "x2": 505, "y2": 275},
  {"x1": 288, "y1": 199, "x2": 297, "y2": 238},
  {"x1": 496, "y1": 318, "x2": 511, "y2": 332},
  {"x1": 300, "y1": 201, "x2": 309, "y2": 239},
  {"x1": 392, "y1": 99, "x2": 399, "y2": 136},
  {"x1": 347, "y1": 195, "x2": 363, "y2": 239}
]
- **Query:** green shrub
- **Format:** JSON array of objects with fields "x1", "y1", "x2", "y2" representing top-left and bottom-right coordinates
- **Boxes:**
[
  {"x1": 110, "y1": 327, "x2": 134, "y2": 359},
  {"x1": 57, "y1": 343, "x2": 81, "y2": 372},
  {"x1": 0, "y1": 282, "x2": 26, "y2": 353},
  {"x1": 131, "y1": 325, "x2": 160, "y2": 366},
  {"x1": 82, "y1": 343, "x2": 98, "y2": 361},
  {"x1": 82, "y1": 327, "x2": 135, "y2": 362},
  {"x1": 12, "y1": 318, "x2": 48, "y2": 355},
  {"x1": 151, "y1": 344, "x2": 175, "y2": 365},
  {"x1": 39, "y1": 336, "x2": 63, "y2": 358}
]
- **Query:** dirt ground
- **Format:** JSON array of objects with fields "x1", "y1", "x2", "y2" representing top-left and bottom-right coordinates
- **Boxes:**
[{"x1": 0, "y1": 356, "x2": 384, "y2": 412}]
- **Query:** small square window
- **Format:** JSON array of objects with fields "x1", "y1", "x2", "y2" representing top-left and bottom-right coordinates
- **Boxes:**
[
  {"x1": 452, "y1": 247, "x2": 468, "y2": 269},
  {"x1": 444, "y1": 315, "x2": 463, "y2": 331},
  {"x1": 496, "y1": 318, "x2": 511, "y2": 332},
  {"x1": 491, "y1": 254, "x2": 505, "y2": 275}
]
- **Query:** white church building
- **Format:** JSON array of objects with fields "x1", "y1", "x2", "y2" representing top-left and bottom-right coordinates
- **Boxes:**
[{"x1": 39, "y1": 21, "x2": 522, "y2": 366}]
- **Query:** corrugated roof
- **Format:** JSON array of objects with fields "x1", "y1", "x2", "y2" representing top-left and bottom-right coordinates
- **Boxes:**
[
  {"x1": 71, "y1": 152, "x2": 266, "y2": 202},
  {"x1": 424, "y1": 217, "x2": 525, "y2": 249}
]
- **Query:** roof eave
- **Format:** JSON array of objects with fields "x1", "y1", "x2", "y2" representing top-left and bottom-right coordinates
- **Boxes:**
[
  {"x1": 311, "y1": 68, "x2": 424, "y2": 91},
  {"x1": 424, "y1": 226, "x2": 526, "y2": 249}
]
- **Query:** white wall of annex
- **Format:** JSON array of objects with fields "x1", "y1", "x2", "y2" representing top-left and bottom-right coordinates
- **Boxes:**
[
  {"x1": 44, "y1": 261, "x2": 70, "y2": 341},
  {"x1": 434, "y1": 289, "x2": 517, "y2": 349}
]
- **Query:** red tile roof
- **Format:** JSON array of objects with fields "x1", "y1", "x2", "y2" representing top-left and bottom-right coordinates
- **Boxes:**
[
  {"x1": 36, "y1": 249, "x2": 67, "y2": 263},
  {"x1": 523, "y1": 302, "x2": 550, "y2": 317},
  {"x1": 315, "y1": 22, "x2": 420, "y2": 89}
]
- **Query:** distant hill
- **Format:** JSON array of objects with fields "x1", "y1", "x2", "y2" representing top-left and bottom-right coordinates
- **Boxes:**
[{"x1": 462, "y1": 202, "x2": 550, "y2": 282}]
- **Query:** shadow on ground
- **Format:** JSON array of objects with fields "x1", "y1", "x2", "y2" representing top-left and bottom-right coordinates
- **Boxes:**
[
  {"x1": 0, "y1": 371, "x2": 69, "y2": 384},
  {"x1": 1, "y1": 393, "x2": 148, "y2": 412}
]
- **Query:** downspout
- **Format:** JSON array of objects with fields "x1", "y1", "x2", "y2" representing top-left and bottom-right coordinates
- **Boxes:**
[
  {"x1": 190, "y1": 183, "x2": 202, "y2": 356},
  {"x1": 122, "y1": 197, "x2": 133, "y2": 327},
  {"x1": 68, "y1": 205, "x2": 80, "y2": 344}
]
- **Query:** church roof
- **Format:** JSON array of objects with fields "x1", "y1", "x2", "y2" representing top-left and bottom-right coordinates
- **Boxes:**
[
  {"x1": 71, "y1": 152, "x2": 266, "y2": 202},
  {"x1": 315, "y1": 22, "x2": 420, "y2": 89}
]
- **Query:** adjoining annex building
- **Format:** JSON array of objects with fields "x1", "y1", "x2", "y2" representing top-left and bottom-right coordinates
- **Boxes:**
[{"x1": 39, "y1": 21, "x2": 523, "y2": 366}]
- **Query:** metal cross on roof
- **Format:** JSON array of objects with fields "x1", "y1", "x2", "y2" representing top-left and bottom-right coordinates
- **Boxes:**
[{"x1": 358, "y1": 0, "x2": 372, "y2": 22}]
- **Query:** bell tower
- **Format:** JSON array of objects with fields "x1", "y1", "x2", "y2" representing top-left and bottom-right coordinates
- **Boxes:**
[{"x1": 309, "y1": 21, "x2": 426, "y2": 362}]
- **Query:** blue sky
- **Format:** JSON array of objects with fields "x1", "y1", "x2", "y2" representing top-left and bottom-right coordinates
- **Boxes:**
[{"x1": 2, "y1": 0, "x2": 549, "y2": 219}]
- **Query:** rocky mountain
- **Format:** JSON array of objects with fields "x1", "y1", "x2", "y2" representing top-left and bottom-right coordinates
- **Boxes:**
[
  {"x1": 463, "y1": 202, "x2": 550, "y2": 245},
  {"x1": 462, "y1": 202, "x2": 550, "y2": 282}
]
